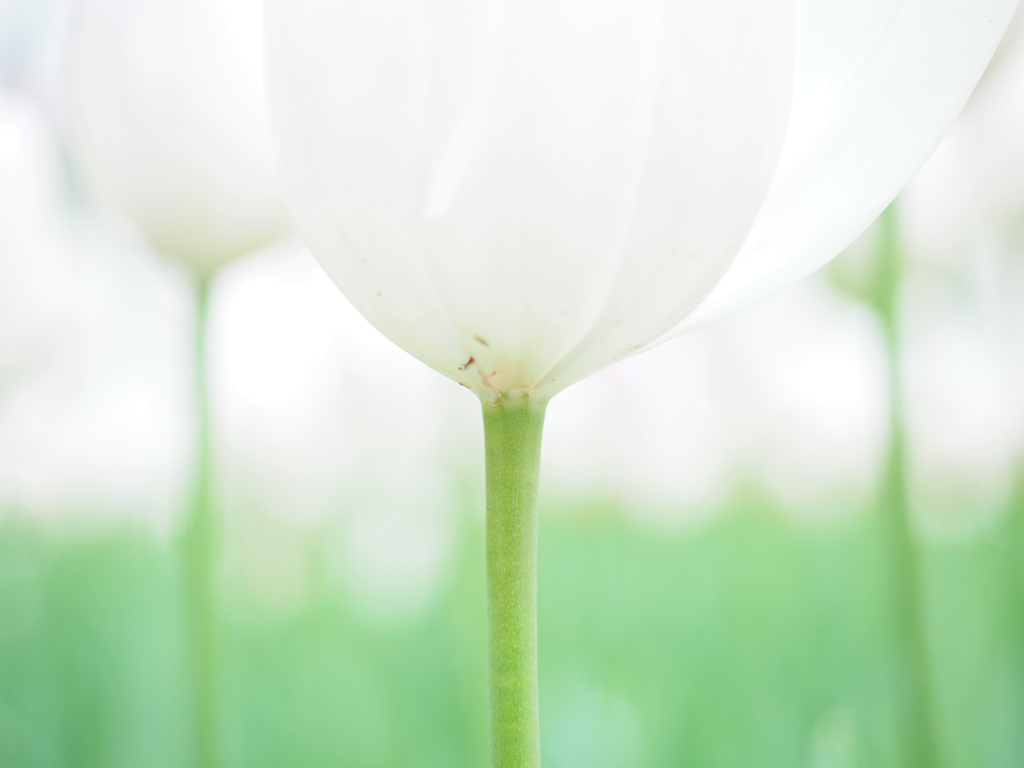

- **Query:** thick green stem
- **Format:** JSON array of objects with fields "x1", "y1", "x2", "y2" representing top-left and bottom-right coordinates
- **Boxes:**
[
  {"x1": 180, "y1": 277, "x2": 222, "y2": 768},
  {"x1": 482, "y1": 395, "x2": 547, "y2": 768},
  {"x1": 874, "y1": 204, "x2": 938, "y2": 768}
]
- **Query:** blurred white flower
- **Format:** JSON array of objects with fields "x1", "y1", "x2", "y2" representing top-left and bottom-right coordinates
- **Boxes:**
[
  {"x1": 0, "y1": 79, "x2": 194, "y2": 533},
  {"x1": 67, "y1": 0, "x2": 290, "y2": 272},
  {"x1": 0, "y1": 88, "x2": 71, "y2": 384},
  {"x1": 713, "y1": 276, "x2": 890, "y2": 524},
  {"x1": 543, "y1": 275, "x2": 894, "y2": 528},
  {"x1": 0, "y1": 222, "x2": 195, "y2": 532},
  {"x1": 544, "y1": 335, "x2": 733, "y2": 529},
  {"x1": 901, "y1": 274, "x2": 1023, "y2": 540},
  {"x1": 265, "y1": 0, "x2": 1014, "y2": 403},
  {"x1": 897, "y1": 9, "x2": 1024, "y2": 537},
  {"x1": 214, "y1": 242, "x2": 466, "y2": 619},
  {"x1": 0, "y1": 0, "x2": 70, "y2": 110},
  {"x1": 902, "y1": 10, "x2": 1024, "y2": 270}
]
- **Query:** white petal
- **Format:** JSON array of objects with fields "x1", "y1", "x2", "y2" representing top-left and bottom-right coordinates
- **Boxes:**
[
  {"x1": 659, "y1": 0, "x2": 1019, "y2": 337},
  {"x1": 265, "y1": 0, "x2": 798, "y2": 400}
]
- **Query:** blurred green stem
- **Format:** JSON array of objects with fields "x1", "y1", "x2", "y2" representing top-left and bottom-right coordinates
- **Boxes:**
[
  {"x1": 874, "y1": 203, "x2": 938, "y2": 768},
  {"x1": 482, "y1": 396, "x2": 546, "y2": 768},
  {"x1": 180, "y1": 277, "x2": 222, "y2": 768},
  {"x1": 1002, "y1": 466, "x2": 1024, "y2": 701}
]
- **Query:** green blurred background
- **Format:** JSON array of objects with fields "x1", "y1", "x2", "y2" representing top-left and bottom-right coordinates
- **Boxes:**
[{"x1": 3, "y1": 479, "x2": 1024, "y2": 768}]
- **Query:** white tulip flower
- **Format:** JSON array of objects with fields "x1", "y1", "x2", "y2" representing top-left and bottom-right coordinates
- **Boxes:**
[
  {"x1": 264, "y1": 2, "x2": 1017, "y2": 766},
  {"x1": 266, "y1": 1, "x2": 1016, "y2": 403},
  {"x1": 68, "y1": 0, "x2": 290, "y2": 273}
]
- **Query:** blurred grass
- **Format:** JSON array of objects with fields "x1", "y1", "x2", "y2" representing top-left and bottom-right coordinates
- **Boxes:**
[{"x1": 2, "y1": 492, "x2": 1023, "y2": 768}]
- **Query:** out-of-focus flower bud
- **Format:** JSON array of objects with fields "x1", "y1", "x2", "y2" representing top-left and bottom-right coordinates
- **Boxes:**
[{"x1": 67, "y1": 0, "x2": 290, "y2": 273}]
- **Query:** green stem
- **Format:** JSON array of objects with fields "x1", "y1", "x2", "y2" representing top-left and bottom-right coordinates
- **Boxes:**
[
  {"x1": 482, "y1": 395, "x2": 547, "y2": 768},
  {"x1": 874, "y1": 203, "x2": 938, "y2": 768},
  {"x1": 180, "y1": 277, "x2": 222, "y2": 768}
]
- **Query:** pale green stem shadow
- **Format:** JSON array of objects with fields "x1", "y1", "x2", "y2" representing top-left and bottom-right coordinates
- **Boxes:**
[
  {"x1": 874, "y1": 203, "x2": 939, "y2": 768},
  {"x1": 179, "y1": 277, "x2": 222, "y2": 768}
]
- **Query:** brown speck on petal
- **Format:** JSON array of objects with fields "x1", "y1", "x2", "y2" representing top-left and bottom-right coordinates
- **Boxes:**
[
  {"x1": 458, "y1": 356, "x2": 475, "y2": 371},
  {"x1": 474, "y1": 335, "x2": 490, "y2": 347}
]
